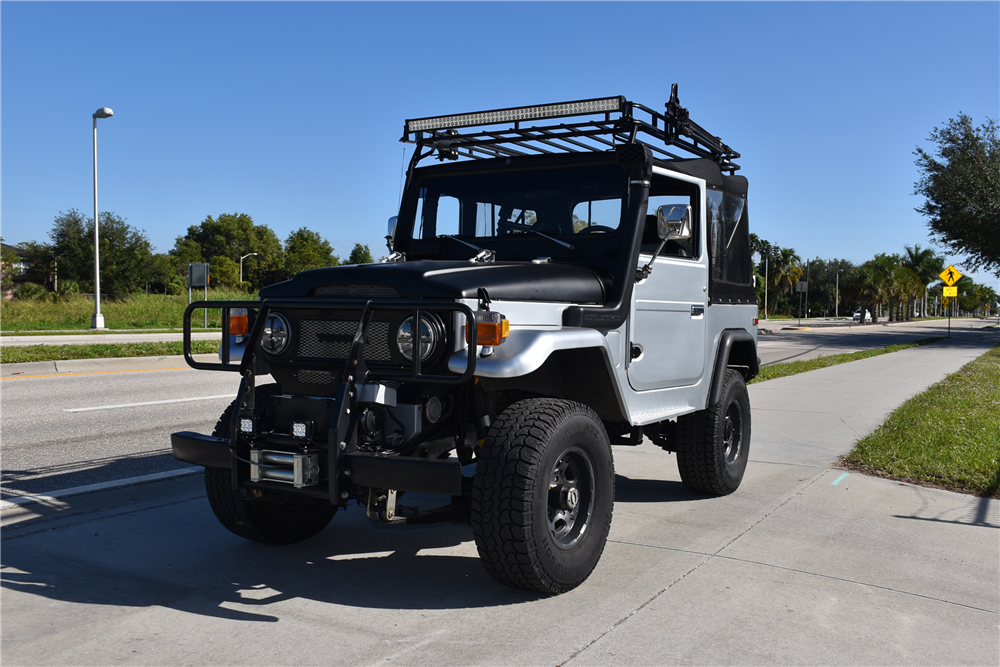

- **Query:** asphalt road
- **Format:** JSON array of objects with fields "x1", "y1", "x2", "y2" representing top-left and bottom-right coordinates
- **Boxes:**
[
  {"x1": 0, "y1": 318, "x2": 989, "y2": 502},
  {"x1": 0, "y1": 366, "x2": 243, "y2": 500},
  {"x1": 757, "y1": 317, "x2": 983, "y2": 365}
]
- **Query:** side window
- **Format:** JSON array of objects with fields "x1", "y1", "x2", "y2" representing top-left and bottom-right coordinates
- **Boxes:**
[
  {"x1": 707, "y1": 189, "x2": 751, "y2": 285},
  {"x1": 646, "y1": 194, "x2": 695, "y2": 258},
  {"x1": 571, "y1": 199, "x2": 622, "y2": 233},
  {"x1": 707, "y1": 190, "x2": 724, "y2": 279},
  {"x1": 416, "y1": 191, "x2": 462, "y2": 239}
]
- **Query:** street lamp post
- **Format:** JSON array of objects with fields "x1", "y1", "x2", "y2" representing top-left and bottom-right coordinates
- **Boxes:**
[
  {"x1": 91, "y1": 107, "x2": 113, "y2": 329},
  {"x1": 835, "y1": 268, "x2": 844, "y2": 319},
  {"x1": 240, "y1": 252, "x2": 258, "y2": 283}
]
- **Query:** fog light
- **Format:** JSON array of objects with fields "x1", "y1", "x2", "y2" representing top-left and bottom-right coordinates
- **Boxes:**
[
  {"x1": 240, "y1": 418, "x2": 255, "y2": 433},
  {"x1": 291, "y1": 421, "x2": 312, "y2": 439}
]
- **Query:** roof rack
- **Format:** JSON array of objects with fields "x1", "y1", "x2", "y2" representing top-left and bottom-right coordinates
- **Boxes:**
[{"x1": 402, "y1": 84, "x2": 740, "y2": 174}]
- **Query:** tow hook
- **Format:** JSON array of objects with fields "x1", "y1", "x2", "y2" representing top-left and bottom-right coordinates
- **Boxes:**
[{"x1": 367, "y1": 488, "x2": 403, "y2": 523}]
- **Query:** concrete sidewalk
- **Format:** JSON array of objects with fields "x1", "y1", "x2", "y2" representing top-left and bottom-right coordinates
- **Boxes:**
[{"x1": 1, "y1": 328, "x2": 997, "y2": 665}]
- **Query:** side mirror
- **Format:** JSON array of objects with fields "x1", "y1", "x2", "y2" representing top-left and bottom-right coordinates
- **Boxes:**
[
  {"x1": 656, "y1": 205, "x2": 692, "y2": 241},
  {"x1": 386, "y1": 216, "x2": 398, "y2": 249}
]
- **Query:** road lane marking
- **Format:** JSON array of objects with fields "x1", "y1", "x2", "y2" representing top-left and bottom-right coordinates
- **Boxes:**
[
  {"x1": 832, "y1": 473, "x2": 849, "y2": 485},
  {"x1": 2, "y1": 367, "x2": 194, "y2": 380},
  {"x1": 63, "y1": 395, "x2": 233, "y2": 412},
  {"x1": 0, "y1": 468, "x2": 202, "y2": 509}
]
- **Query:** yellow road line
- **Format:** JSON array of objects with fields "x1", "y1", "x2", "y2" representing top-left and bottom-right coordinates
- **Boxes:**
[{"x1": 2, "y1": 367, "x2": 194, "y2": 380}]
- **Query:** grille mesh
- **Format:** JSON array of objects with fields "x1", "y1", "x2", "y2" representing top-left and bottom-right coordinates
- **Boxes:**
[
  {"x1": 298, "y1": 320, "x2": 392, "y2": 361},
  {"x1": 296, "y1": 369, "x2": 333, "y2": 385}
]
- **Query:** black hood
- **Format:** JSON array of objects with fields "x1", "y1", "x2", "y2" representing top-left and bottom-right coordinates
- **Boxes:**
[{"x1": 259, "y1": 260, "x2": 606, "y2": 303}]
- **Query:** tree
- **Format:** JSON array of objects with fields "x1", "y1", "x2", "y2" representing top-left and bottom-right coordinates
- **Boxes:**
[
  {"x1": 21, "y1": 209, "x2": 154, "y2": 296},
  {"x1": 209, "y1": 255, "x2": 241, "y2": 288},
  {"x1": 171, "y1": 213, "x2": 283, "y2": 289},
  {"x1": 283, "y1": 228, "x2": 339, "y2": 277},
  {"x1": 347, "y1": 243, "x2": 374, "y2": 265},
  {"x1": 914, "y1": 114, "x2": 1000, "y2": 275},
  {"x1": 1, "y1": 241, "x2": 21, "y2": 297},
  {"x1": 901, "y1": 243, "x2": 944, "y2": 317},
  {"x1": 770, "y1": 247, "x2": 802, "y2": 315}
]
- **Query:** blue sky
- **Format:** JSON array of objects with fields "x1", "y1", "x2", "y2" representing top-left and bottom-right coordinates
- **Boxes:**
[{"x1": 2, "y1": 1, "x2": 998, "y2": 287}]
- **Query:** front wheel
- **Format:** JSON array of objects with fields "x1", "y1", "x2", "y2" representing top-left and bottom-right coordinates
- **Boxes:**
[
  {"x1": 471, "y1": 398, "x2": 614, "y2": 594},
  {"x1": 675, "y1": 369, "x2": 751, "y2": 496},
  {"x1": 204, "y1": 384, "x2": 336, "y2": 545}
]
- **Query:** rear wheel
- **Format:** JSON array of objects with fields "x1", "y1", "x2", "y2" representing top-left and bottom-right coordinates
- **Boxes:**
[
  {"x1": 471, "y1": 398, "x2": 614, "y2": 594},
  {"x1": 675, "y1": 369, "x2": 751, "y2": 496},
  {"x1": 204, "y1": 384, "x2": 336, "y2": 545}
]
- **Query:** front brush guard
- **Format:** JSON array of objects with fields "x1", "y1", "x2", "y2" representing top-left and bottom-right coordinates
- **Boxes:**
[{"x1": 179, "y1": 299, "x2": 478, "y2": 503}]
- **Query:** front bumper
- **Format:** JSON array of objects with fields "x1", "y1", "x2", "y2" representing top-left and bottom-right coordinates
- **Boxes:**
[{"x1": 170, "y1": 431, "x2": 463, "y2": 497}]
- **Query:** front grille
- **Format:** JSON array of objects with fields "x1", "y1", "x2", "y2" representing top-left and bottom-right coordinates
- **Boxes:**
[
  {"x1": 296, "y1": 369, "x2": 333, "y2": 385},
  {"x1": 298, "y1": 320, "x2": 392, "y2": 361}
]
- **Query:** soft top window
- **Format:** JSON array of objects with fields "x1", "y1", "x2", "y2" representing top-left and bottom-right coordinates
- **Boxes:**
[{"x1": 708, "y1": 189, "x2": 752, "y2": 287}]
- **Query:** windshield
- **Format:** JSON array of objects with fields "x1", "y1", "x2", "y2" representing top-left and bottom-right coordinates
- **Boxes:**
[{"x1": 407, "y1": 163, "x2": 627, "y2": 247}]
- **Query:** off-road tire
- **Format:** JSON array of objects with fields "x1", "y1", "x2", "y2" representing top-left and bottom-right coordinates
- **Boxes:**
[
  {"x1": 471, "y1": 398, "x2": 614, "y2": 594},
  {"x1": 204, "y1": 384, "x2": 336, "y2": 545},
  {"x1": 675, "y1": 369, "x2": 750, "y2": 495}
]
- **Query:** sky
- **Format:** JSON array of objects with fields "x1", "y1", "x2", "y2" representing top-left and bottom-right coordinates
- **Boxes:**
[{"x1": 2, "y1": 1, "x2": 998, "y2": 288}]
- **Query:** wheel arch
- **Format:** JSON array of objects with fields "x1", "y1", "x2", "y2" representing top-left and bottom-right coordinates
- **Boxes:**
[
  {"x1": 706, "y1": 328, "x2": 758, "y2": 409},
  {"x1": 479, "y1": 345, "x2": 627, "y2": 423}
]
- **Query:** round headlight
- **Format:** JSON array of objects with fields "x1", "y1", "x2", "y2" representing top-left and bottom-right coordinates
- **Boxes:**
[
  {"x1": 260, "y1": 313, "x2": 290, "y2": 355},
  {"x1": 396, "y1": 314, "x2": 444, "y2": 362}
]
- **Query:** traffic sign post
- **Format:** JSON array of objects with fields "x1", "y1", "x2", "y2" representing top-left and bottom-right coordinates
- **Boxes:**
[
  {"x1": 938, "y1": 266, "x2": 962, "y2": 337},
  {"x1": 940, "y1": 265, "x2": 962, "y2": 286}
]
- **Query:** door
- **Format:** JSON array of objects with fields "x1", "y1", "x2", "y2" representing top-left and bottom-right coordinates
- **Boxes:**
[{"x1": 626, "y1": 182, "x2": 708, "y2": 391}]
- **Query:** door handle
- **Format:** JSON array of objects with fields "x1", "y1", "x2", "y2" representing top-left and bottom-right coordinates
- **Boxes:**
[{"x1": 691, "y1": 305, "x2": 705, "y2": 317}]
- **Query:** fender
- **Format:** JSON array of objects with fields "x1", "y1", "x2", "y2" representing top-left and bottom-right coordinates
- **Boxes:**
[
  {"x1": 448, "y1": 328, "x2": 618, "y2": 379},
  {"x1": 707, "y1": 329, "x2": 758, "y2": 409}
]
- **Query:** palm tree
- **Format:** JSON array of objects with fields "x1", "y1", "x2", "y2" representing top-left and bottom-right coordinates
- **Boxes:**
[
  {"x1": 902, "y1": 244, "x2": 944, "y2": 317},
  {"x1": 771, "y1": 247, "x2": 802, "y2": 315}
]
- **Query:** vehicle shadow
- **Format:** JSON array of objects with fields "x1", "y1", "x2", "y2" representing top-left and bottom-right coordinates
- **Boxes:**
[
  {"x1": 1, "y1": 451, "x2": 191, "y2": 500},
  {"x1": 614, "y1": 474, "x2": 699, "y2": 503},
  {"x1": 0, "y1": 492, "x2": 542, "y2": 622}
]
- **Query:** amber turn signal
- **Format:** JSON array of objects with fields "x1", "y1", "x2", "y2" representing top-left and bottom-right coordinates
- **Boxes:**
[
  {"x1": 466, "y1": 312, "x2": 509, "y2": 346},
  {"x1": 230, "y1": 308, "x2": 249, "y2": 336}
]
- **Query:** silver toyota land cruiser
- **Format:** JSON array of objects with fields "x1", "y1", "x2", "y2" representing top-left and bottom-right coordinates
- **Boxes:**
[{"x1": 173, "y1": 85, "x2": 759, "y2": 594}]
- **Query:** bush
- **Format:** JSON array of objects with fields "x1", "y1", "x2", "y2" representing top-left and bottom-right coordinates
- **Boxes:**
[{"x1": 14, "y1": 282, "x2": 49, "y2": 301}]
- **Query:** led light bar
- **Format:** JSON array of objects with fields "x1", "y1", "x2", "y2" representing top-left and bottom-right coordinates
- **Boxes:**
[{"x1": 406, "y1": 96, "x2": 623, "y2": 134}]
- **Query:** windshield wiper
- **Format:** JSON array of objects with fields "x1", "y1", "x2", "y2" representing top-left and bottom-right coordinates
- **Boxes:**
[
  {"x1": 502, "y1": 221, "x2": 574, "y2": 250},
  {"x1": 439, "y1": 235, "x2": 496, "y2": 263}
]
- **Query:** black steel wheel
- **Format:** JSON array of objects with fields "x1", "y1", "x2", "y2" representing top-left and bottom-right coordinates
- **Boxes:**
[
  {"x1": 675, "y1": 369, "x2": 751, "y2": 495},
  {"x1": 471, "y1": 398, "x2": 614, "y2": 594},
  {"x1": 204, "y1": 384, "x2": 336, "y2": 545}
]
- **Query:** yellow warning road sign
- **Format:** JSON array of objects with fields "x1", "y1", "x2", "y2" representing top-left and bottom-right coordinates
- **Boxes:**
[
  {"x1": 940, "y1": 265, "x2": 962, "y2": 286},
  {"x1": 943, "y1": 286, "x2": 958, "y2": 297},
  {"x1": 942, "y1": 297, "x2": 950, "y2": 307}
]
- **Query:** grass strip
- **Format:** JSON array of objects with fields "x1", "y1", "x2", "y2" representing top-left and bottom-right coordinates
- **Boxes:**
[
  {"x1": 843, "y1": 345, "x2": 1000, "y2": 497},
  {"x1": 0, "y1": 290, "x2": 252, "y2": 331},
  {"x1": 749, "y1": 337, "x2": 944, "y2": 384},
  {"x1": 1, "y1": 340, "x2": 220, "y2": 364},
  {"x1": 1, "y1": 329, "x2": 219, "y2": 336}
]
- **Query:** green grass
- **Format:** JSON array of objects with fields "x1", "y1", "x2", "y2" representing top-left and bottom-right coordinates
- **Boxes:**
[
  {"x1": 749, "y1": 337, "x2": 945, "y2": 384},
  {"x1": 1, "y1": 328, "x2": 218, "y2": 336},
  {"x1": 0, "y1": 290, "x2": 253, "y2": 331},
  {"x1": 1, "y1": 340, "x2": 220, "y2": 364},
  {"x1": 843, "y1": 345, "x2": 1000, "y2": 497}
]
